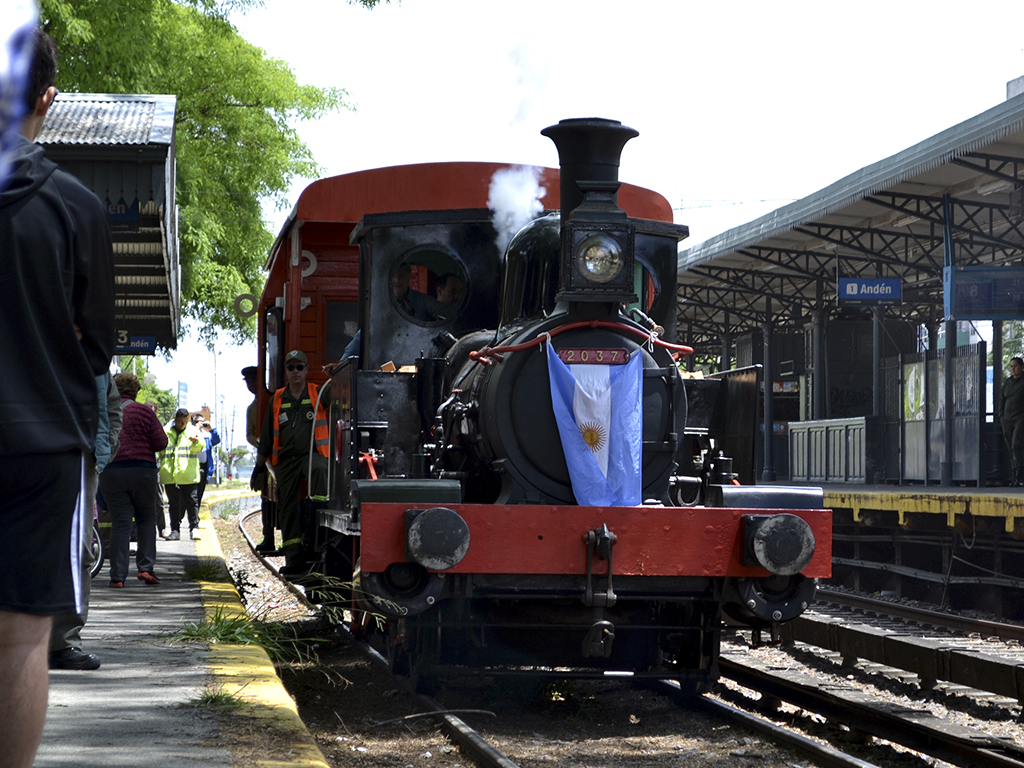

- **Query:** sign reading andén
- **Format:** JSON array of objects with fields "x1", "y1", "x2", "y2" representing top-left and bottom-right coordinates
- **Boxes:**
[
  {"x1": 114, "y1": 330, "x2": 156, "y2": 354},
  {"x1": 837, "y1": 277, "x2": 902, "y2": 306}
]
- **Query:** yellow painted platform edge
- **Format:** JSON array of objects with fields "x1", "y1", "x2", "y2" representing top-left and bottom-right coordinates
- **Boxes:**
[
  {"x1": 194, "y1": 501, "x2": 330, "y2": 768},
  {"x1": 823, "y1": 489, "x2": 1022, "y2": 534}
]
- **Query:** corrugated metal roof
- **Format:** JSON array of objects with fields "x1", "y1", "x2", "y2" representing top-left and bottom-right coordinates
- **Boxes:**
[{"x1": 37, "y1": 93, "x2": 175, "y2": 146}]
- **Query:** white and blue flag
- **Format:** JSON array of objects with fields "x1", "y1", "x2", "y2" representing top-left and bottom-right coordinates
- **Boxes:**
[
  {"x1": 0, "y1": 1, "x2": 36, "y2": 193},
  {"x1": 546, "y1": 343, "x2": 643, "y2": 506}
]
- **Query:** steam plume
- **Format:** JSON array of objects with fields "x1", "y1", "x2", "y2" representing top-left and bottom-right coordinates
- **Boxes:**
[{"x1": 488, "y1": 165, "x2": 546, "y2": 256}]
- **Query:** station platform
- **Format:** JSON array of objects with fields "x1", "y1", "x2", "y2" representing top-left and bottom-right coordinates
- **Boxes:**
[
  {"x1": 33, "y1": 499, "x2": 329, "y2": 768},
  {"x1": 811, "y1": 482, "x2": 1024, "y2": 534}
]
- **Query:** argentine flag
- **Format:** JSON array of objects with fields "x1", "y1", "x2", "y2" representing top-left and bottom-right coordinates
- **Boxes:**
[{"x1": 546, "y1": 343, "x2": 643, "y2": 506}]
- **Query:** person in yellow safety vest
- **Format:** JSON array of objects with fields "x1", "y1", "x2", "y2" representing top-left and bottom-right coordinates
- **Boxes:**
[
  {"x1": 252, "y1": 349, "x2": 329, "y2": 575},
  {"x1": 159, "y1": 407, "x2": 205, "y2": 541}
]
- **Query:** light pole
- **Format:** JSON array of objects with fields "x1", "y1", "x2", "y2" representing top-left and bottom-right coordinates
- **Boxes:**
[{"x1": 212, "y1": 348, "x2": 220, "y2": 483}]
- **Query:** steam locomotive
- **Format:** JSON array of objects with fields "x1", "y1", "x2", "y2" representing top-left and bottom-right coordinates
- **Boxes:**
[{"x1": 251, "y1": 118, "x2": 831, "y2": 692}]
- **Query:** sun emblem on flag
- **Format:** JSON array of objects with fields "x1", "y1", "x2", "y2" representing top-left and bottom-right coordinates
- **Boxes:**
[{"x1": 578, "y1": 421, "x2": 607, "y2": 453}]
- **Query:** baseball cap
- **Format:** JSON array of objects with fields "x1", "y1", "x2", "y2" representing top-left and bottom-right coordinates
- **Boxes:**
[
  {"x1": 241, "y1": 365, "x2": 257, "y2": 378},
  {"x1": 284, "y1": 350, "x2": 307, "y2": 365}
]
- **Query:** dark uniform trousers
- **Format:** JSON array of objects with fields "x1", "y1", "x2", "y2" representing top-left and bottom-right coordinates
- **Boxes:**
[{"x1": 274, "y1": 452, "x2": 328, "y2": 564}]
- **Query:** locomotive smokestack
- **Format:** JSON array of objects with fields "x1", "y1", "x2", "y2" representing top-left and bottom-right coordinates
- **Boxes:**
[{"x1": 541, "y1": 118, "x2": 639, "y2": 222}]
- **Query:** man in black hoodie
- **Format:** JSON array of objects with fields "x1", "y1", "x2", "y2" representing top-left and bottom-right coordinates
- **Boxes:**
[{"x1": 0, "y1": 30, "x2": 114, "y2": 768}]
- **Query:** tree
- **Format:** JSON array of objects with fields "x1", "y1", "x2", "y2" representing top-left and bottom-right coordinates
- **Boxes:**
[
  {"x1": 219, "y1": 445, "x2": 250, "y2": 479},
  {"x1": 38, "y1": 0, "x2": 364, "y2": 341},
  {"x1": 139, "y1": 384, "x2": 178, "y2": 423},
  {"x1": 120, "y1": 355, "x2": 178, "y2": 420}
]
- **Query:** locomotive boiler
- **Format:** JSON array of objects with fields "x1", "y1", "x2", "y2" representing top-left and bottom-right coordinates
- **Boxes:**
[{"x1": 253, "y1": 117, "x2": 832, "y2": 693}]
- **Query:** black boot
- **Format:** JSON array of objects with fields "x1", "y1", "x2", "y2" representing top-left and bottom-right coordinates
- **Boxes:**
[{"x1": 255, "y1": 541, "x2": 281, "y2": 555}]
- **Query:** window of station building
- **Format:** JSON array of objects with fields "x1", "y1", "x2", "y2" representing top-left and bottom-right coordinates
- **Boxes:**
[{"x1": 390, "y1": 249, "x2": 467, "y2": 325}]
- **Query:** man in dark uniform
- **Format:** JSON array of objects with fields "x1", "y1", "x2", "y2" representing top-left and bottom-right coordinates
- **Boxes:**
[
  {"x1": 1002, "y1": 357, "x2": 1024, "y2": 486},
  {"x1": 252, "y1": 350, "x2": 329, "y2": 575},
  {"x1": 244, "y1": 365, "x2": 278, "y2": 554}
]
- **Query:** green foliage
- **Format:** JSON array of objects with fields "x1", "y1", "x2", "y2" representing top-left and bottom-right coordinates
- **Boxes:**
[
  {"x1": 185, "y1": 685, "x2": 246, "y2": 710},
  {"x1": 222, "y1": 445, "x2": 250, "y2": 463},
  {"x1": 218, "y1": 445, "x2": 249, "y2": 480},
  {"x1": 209, "y1": 495, "x2": 244, "y2": 519},
  {"x1": 139, "y1": 386, "x2": 178, "y2": 423},
  {"x1": 1000, "y1": 321, "x2": 1024, "y2": 370},
  {"x1": 183, "y1": 556, "x2": 231, "y2": 582},
  {"x1": 171, "y1": 605, "x2": 326, "y2": 665},
  {"x1": 117, "y1": 355, "x2": 177, "y2": 420},
  {"x1": 39, "y1": 0, "x2": 356, "y2": 342}
]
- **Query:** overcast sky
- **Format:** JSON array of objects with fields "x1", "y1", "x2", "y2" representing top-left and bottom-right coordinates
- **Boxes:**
[
  {"x1": 232, "y1": 0, "x2": 1024, "y2": 241},
  {"x1": 154, "y1": 0, "x2": 1024, "y2": 442}
]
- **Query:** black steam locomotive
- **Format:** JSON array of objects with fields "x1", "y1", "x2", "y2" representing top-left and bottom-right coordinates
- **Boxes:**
[{"x1": 255, "y1": 118, "x2": 831, "y2": 693}]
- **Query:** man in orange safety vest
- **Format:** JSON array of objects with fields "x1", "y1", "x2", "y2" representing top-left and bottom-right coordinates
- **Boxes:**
[{"x1": 252, "y1": 350, "x2": 329, "y2": 575}]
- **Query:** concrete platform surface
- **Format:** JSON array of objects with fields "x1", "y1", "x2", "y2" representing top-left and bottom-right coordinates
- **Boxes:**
[{"x1": 33, "y1": 505, "x2": 329, "y2": 768}]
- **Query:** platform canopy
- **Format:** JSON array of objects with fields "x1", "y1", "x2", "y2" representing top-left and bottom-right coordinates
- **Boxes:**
[
  {"x1": 677, "y1": 90, "x2": 1024, "y2": 358},
  {"x1": 38, "y1": 93, "x2": 180, "y2": 352}
]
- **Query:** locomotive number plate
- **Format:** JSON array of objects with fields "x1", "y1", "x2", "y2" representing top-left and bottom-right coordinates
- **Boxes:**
[{"x1": 558, "y1": 348, "x2": 630, "y2": 365}]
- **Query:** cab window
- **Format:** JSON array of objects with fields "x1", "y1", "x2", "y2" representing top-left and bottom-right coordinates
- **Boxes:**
[{"x1": 391, "y1": 248, "x2": 467, "y2": 325}]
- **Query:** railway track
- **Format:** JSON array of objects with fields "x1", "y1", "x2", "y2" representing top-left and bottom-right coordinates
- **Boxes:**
[
  {"x1": 228, "y1": 511, "x2": 925, "y2": 768},
  {"x1": 788, "y1": 588, "x2": 1024, "y2": 706},
  {"x1": 713, "y1": 586, "x2": 1024, "y2": 768},
  {"x1": 720, "y1": 640, "x2": 1024, "y2": 768}
]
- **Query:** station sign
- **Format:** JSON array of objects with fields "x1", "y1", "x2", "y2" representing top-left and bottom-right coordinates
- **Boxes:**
[
  {"x1": 837, "y1": 277, "x2": 902, "y2": 306},
  {"x1": 104, "y1": 195, "x2": 140, "y2": 233},
  {"x1": 943, "y1": 266, "x2": 1024, "y2": 320},
  {"x1": 114, "y1": 331, "x2": 156, "y2": 354}
]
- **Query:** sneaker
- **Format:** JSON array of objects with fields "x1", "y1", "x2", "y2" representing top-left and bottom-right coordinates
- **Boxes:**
[
  {"x1": 190, "y1": 528, "x2": 201, "y2": 541},
  {"x1": 137, "y1": 571, "x2": 160, "y2": 585},
  {"x1": 109, "y1": 581, "x2": 124, "y2": 588},
  {"x1": 49, "y1": 647, "x2": 101, "y2": 670},
  {"x1": 158, "y1": 529, "x2": 169, "y2": 539},
  {"x1": 167, "y1": 531, "x2": 180, "y2": 541}
]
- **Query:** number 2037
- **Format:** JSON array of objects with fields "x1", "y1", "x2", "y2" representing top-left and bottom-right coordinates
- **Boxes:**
[{"x1": 558, "y1": 348, "x2": 630, "y2": 365}]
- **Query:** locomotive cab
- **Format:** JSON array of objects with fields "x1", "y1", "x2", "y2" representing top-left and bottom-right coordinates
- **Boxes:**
[{"x1": 350, "y1": 208, "x2": 504, "y2": 372}]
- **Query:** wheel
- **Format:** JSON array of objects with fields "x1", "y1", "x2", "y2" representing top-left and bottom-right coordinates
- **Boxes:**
[
  {"x1": 386, "y1": 618, "x2": 441, "y2": 694},
  {"x1": 89, "y1": 519, "x2": 104, "y2": 578}
]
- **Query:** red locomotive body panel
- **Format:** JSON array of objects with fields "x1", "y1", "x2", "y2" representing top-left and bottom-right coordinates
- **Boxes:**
[{"x1": 359, "y1": 502, "x2": 832, "y2": 578}]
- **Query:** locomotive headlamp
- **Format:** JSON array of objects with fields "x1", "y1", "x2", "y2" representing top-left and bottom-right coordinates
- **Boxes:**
[
  {"x1": 576, "y1": 234, "x2": 625, "y2": 283},
  {"x1": 556, "y1": 180, "x2": 638, "y2": 303},
  {"x1": 559, "y1": 219, "x2": 636, "y2": 302}
]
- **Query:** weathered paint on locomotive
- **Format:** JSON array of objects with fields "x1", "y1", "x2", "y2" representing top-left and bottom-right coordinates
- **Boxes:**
[{"x1": 358, "y1": 502, "x2": 832, "y2": 577}]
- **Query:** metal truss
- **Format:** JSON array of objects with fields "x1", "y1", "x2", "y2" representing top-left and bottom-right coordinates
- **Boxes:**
[{"x1": 675, "y1": 183, "x2": 1024, "y2": 358}]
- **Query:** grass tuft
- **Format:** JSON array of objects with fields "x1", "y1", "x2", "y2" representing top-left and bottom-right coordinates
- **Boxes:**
[
  {"x1": 183, "y1": 556, "x2": 231, "y2": 583},
  {"x1": 185, "y1": 684, "x2": 247, "y2": 710},
  {"x1": 170, "y1": 606, "x2": 329, "y2": 666}
]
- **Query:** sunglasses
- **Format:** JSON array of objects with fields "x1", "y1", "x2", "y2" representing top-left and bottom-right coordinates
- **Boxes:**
[{"x1": 286, "y1": 363, "x2": 306, "y2": 372}]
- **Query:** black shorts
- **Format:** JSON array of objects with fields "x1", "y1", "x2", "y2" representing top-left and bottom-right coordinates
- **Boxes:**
[{"x1": 0, "y1": 451, "x2": 86, "y2": 615}]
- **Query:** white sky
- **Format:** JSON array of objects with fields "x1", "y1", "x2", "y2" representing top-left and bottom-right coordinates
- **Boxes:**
[{"x1": 152, "y1": 0, "x2": 1024, "y2": 441}]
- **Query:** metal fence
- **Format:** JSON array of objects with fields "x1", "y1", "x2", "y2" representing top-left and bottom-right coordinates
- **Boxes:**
[{"x1": 790, "y1": 341, "x2": 986, "y2": 485}]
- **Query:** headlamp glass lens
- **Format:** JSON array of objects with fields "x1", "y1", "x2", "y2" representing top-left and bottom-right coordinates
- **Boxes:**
[{"x1": 576, "y1": 234, "x2": 624, "y2": 284}]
